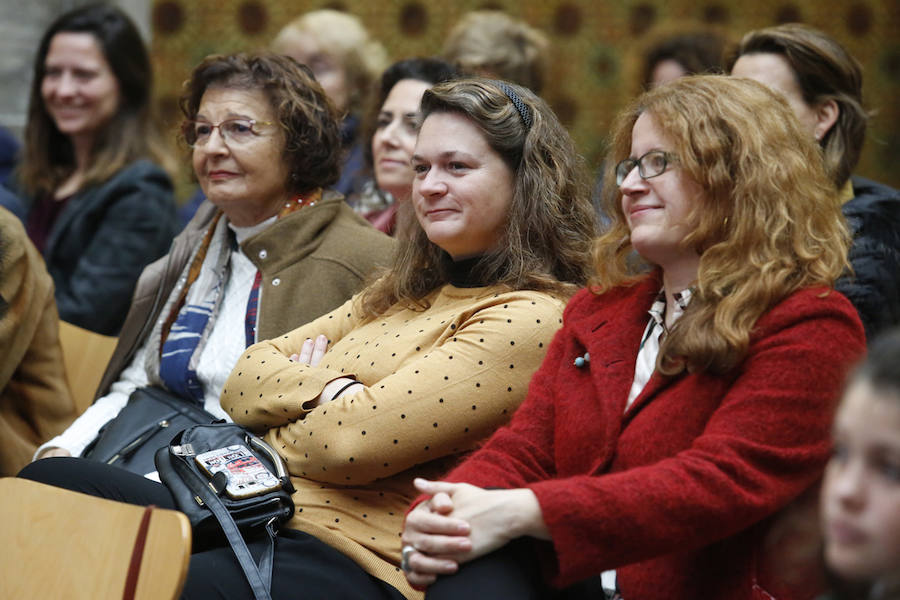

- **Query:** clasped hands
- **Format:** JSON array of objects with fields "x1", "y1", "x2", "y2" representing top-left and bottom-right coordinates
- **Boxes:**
[{"x1": 400, "y1": 477, "x2": 548, "y2": 588}]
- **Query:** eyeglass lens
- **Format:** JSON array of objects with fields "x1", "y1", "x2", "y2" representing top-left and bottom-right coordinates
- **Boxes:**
[
  {"x1": 615, "y1": 151, "x2": 669, "y2": 186},
  {"x1": 189, "y1": 119, "x2": 256, "y2": 146}
]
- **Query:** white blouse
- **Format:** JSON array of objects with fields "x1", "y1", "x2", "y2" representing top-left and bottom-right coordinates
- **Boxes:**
[{"x1": 37, "y1": 218, "x2": 274, "y2": 460}]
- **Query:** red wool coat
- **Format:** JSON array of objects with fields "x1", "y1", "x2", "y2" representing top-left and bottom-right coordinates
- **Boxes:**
[{"x1": 440, "y1": 275, "x2": 865, "y2": 600}]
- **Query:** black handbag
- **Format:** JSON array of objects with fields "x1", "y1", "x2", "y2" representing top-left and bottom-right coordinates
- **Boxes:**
[
  {"x1": 83, "y1": 386, "x2": 217, "y2": 474},
  {"x1": 154, "y1": 422, "x2": 295, "y2": 600}
]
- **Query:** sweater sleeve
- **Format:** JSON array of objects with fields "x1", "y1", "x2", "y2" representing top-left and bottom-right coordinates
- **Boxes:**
[
  {"x1": 221, "y1": 295, "x2": 366, "y2": 419},
  {"x1": 221, "y1": 292, "x2": 565, "y2": 485},
  {"x1": 435, "y1": 300, "x2": 577, "y2": 490},
  {"x1": 37, "y1": 338, "x2": 150, "y2": 458},
  {"x1": 440, "y1": 291, "x2": 865, "y2": 585}
]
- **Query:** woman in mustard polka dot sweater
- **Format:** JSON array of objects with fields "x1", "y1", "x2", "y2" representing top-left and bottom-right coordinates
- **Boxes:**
[
  {"x1": 208, "y1": 80, "x2": 594, "y2": 599},
  {"x1": 12, "y1": 80, "x2": 592, "y2": 596},
  {"x1": 204, "y1": 79, "x2": 597, "y2": 599},
  {"x1": 14, "y1": 78, "x2": 592, "y2": 599}
]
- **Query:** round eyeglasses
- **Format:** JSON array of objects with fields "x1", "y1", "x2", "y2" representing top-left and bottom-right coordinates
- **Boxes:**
[
  {"x1": 615, "y1": 150, "x2": 676, "y2": 186},
  {"x1": 182, "y1": 118, "x2": 274, "y2": 147}
]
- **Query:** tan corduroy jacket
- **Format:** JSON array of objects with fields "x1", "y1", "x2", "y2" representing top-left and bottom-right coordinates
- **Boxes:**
[{"x1": 0, "y1": 207, "x2": 76, "y2": 475}]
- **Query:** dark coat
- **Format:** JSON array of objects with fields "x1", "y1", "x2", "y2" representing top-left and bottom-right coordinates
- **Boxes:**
[
  {"x1": 0, "y1": 184, "x2": 25, "y2": 223},
  {"x1": 36, "y1": 160, "x2": 177, "y2": 335},
  {"x1": 836, "y1": 176, "x2": 900, "y2": 341}
]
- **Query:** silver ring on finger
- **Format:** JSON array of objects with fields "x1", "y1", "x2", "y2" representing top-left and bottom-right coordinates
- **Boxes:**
[{"x1": 401, "y1": 544, "x2": 416, "y2": 573}]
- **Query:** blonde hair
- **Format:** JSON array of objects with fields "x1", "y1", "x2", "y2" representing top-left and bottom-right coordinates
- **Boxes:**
[
  {"x1": 594, "y1": 75, "x2": 850, "y2": 375},
  {"x1": 442, "y1": 11, "x2": 548, "y2": 93},
  {"x1": 271, "y1": 9, "x2": 387, "y2": 115}
]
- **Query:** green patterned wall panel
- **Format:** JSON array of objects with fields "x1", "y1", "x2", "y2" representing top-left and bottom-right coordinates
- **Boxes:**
[{"x1": 151, "y1": 0, "x2": 900, "y2": 197}]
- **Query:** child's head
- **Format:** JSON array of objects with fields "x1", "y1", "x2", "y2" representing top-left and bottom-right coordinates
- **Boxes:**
[{"x1": 822, "y1": 329, "x2": 900, "y2": 585}]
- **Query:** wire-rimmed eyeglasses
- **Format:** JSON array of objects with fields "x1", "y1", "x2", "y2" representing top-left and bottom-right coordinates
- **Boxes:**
[
  {"x1": 182, "y1": 118, "x2": 274, "y2": 147},
  {"x1": 615, "y1": 150, "x2": 676, "y2": 186}
]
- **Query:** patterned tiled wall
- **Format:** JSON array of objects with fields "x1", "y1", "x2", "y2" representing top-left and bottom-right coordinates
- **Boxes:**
[{"x1": 151, "y1": 0, "x2": 900, "y2": 197}]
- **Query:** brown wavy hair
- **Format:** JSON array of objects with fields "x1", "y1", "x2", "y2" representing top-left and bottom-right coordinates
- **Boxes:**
[
  {"x1": 19, "y1": 3, "x2": 173, "y2": 197},
  {"x1": 594, "y1": 75, "x2": 850, "y2": 375},
  {"x1": 726, "y1": 23, "x2": 867, "y2": 189},
  {"x1": 360, "y1": 78, "x2": 596, "y2": 316},
  {"x1": 179, "y1": 52, "x2": 342, "y2": 196}
]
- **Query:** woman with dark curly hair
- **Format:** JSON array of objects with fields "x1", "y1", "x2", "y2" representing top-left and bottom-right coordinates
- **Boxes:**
[
  {"x1": 28, "y1": 52, "x2": 393, "y2": 468},
  {"x1": 403, "y1": 75, "x2": 866, "y2": 600}
]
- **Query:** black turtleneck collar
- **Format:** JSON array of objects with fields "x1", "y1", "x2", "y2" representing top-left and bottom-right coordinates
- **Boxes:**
[{"x1": 446, "y1": 254, "x2": 491, "y2": 288}]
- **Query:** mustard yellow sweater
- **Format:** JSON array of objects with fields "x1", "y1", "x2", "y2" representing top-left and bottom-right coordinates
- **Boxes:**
[{"x1": 221, "y1": 283, "x2": 565, "y2": 598}]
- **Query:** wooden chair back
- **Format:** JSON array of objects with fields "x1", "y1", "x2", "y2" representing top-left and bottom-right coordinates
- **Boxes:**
[
  {"x1": 0, "y1": 477, "x2": 191, "y2": 599},
  {"x1": 58, "y1": 320, "x2": 119, "y2": 414}
]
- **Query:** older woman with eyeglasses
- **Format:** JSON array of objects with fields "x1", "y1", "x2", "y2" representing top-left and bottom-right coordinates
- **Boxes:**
[
  {"x1": 402, "y1": 76, "x2": 866, "y2": 600},
  {"x1": 24, "y1": 76, "x2": 597, "y2": 599},
  {"x1": 28, "y1": 52, "x2": 393, "y2": 467}
]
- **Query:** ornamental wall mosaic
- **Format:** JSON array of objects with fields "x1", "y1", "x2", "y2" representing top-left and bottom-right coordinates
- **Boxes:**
[{"x1": 151, "y1": 0, "x2": 900, "y2": 197}]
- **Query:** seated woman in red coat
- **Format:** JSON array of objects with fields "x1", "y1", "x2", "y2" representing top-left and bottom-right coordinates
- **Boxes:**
[{"x1": 401, "y1": 75, "x2": 867, "y2": 600}]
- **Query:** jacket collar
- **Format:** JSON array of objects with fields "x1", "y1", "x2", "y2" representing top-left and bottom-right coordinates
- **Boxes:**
[
  {"x1": 240, "y1": 191, "x2": 344, "y2": 274},
  {"x1": 576, "y1": 271, "x2": 683, "y2": 420}
]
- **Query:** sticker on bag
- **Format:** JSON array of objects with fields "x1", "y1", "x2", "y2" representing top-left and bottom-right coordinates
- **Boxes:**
[{"x1": 194, "y1": 445, "x2": 282, "y2": 499}]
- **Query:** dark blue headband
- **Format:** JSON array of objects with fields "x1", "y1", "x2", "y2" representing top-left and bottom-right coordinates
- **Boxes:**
[{"x1": 494, "y1": 80, "x2": 533, "y2": 130}]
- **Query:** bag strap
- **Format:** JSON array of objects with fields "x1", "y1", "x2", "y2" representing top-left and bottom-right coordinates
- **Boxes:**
[
  {"x1": 174, "y1": 457, "x2": 274, "y2": 600},
  {"x1": 260, "y1": 519, "x2": 278, "y2": 591}
]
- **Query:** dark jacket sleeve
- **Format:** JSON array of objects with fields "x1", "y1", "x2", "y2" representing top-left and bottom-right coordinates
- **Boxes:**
[
  {"x1": 836, "y1": 176, "x2": 900, "y2": 341},
  {"x1": 46, "y1": 160, "x2": 177, "y2": 335},
  {"x1": 0, "y1": 185, "x2": 26, "y2": 222}
]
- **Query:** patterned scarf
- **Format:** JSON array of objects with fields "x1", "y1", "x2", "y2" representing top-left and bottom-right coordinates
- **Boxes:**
[{"x1": 146, "y1": 191, "x2": 322, "y2": 403}]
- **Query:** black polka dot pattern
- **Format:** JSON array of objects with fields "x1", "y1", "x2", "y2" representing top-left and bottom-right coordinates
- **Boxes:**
[{"x1": 219, "y1": 286, "x2": 567, "y2": 581}]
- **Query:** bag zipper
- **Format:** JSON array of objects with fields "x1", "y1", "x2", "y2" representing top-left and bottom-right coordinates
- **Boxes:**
[{"x1": 107, "y1": 419, "x2": 172, "y2": 464}]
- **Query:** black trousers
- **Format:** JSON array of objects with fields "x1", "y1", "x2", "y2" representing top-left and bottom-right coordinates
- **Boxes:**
[
  {"x1": 19, "y1": 458, "x2": 405, "y2": 600},
  {"x1": 425, "y1": 538, "x2": 608, "y2": 600}
]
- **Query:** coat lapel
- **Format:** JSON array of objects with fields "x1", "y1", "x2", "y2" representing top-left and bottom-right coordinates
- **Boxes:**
[
  {"x1": 569, "y1": 275, "x2": 661, "y2": 472},
  {"x1": 623, "y1": 369, "x2": 673, "y2": 425}
]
